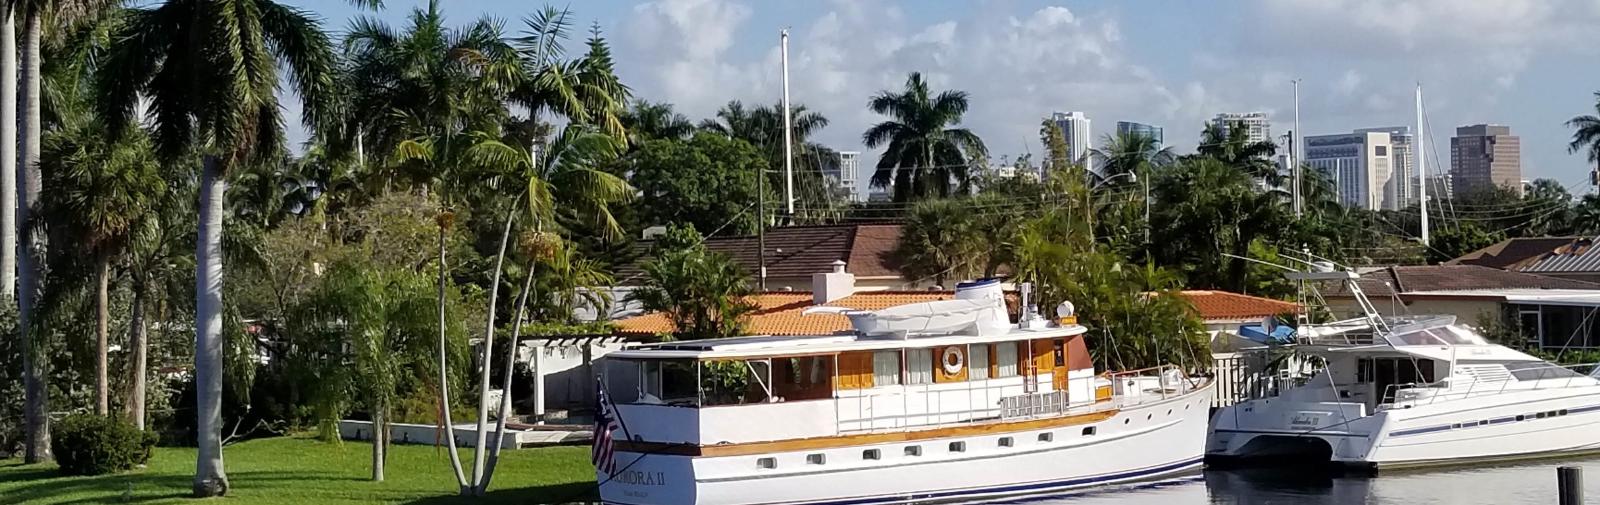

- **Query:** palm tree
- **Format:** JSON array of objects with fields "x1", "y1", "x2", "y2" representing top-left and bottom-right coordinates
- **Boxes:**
[
  {"x1": 863, "y1": 72, "x2": 988, "y2": 202},
  {"x1": 1092, "y1": 131, "x2": 1174, "y2": 182},
  {"x1": 97, "y1": 0, "x2": 338, "y2": 496},
  {"x1": 41, "y1": 120, "x2": 164, "y2": 417},
  {"x1": 1567, "y1": 92, "x2": 1600, "y2": 167},
  {"x1": 701, "y1": 100, "x2": 843, "y2": 221},
  {"x1": 2, "y1": 4, "x2": 15, "y2": 303},
  {"x1": 1575, "y1": 194, "x2": 1600, "y2": 235},
  {"x1": 1197, "y1": 120, "x2": 1279, "y2": 182},
  {"x1": 621, "y1": 99, "x2": 695, "y2": 143}
]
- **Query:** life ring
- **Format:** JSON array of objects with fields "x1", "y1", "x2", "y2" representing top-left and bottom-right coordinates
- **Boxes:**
[{"x1": 942, "y1": 346, "x2": 964, "y2": 375}]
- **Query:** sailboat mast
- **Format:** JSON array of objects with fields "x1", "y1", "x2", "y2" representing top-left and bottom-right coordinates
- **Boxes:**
[
  {"x1": 1417, "y1": 83, "x2": 1429, "y2": 247},
  {"x1": 780, "y1": 29, "x2": 795, "y2": 218}
]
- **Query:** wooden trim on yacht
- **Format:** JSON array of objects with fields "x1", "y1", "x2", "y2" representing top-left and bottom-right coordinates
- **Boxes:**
[{"x1": 614, "y1": 409, "x2": 1119, "y2": 457}]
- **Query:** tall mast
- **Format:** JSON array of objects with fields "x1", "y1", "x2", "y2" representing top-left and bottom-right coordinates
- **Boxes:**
[
  {"x1": 1417, "y1": 83, "x2": 1429, "y2": 247},
  {"x1": 780, "y1": 29, "x2": 795, "y2": 218},
  {"x1": 1292, "y1": 78, "x2": 1302, "y2": 217}
]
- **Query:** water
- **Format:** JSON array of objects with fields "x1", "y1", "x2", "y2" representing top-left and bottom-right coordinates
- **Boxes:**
[{"x1": 996, "y1": 457, "x2": 1600, "y2": 505}]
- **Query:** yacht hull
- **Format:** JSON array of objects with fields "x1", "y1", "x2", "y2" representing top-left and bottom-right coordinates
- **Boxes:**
[
  {"x1": 600, "y1": 382, "x2": 1213, "y2": 505},
  {"x1": 1208, "y1": 386, "x2": 1600, "y2": 470}
]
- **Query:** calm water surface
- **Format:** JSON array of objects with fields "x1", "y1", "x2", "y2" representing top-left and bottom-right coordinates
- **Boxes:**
[{"x1": 989, "y1": 457, "x2": 1600, "y2": 505}]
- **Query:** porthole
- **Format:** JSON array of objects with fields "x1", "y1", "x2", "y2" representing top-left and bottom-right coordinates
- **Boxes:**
[
  {"x1": 1167, "y1": 409, "x2": 1173, "y2": 416},
  {"x1": 862, "y1": 449, "x2": 881, "y2": 460},
  {"x1": 1123, "y1": 418, "x2": 1130, "y2": 424},
  {"x1": 1516, "y1": 415, "x2": 1526, "y2": 421},
  {"x1": 807, "y1": 453, "x2": 826, "y2": 465},
  {"x1": 1082, "y1": 426, "x2": 1097, "y2": 436},
  {"x1": 1146, "y1": 414, "x2": 1153, "y2": 420},
  {"x1": 904, "y1": 445, "x2": 922, "y2": 457},
  {"x1": 949, "y1": 441, "x2": 966, "y2": 452},
  {"x1": 1560, "y1": 409, "x2": 1569, "y2": 416},
  {"x1": 757, "y1": 457, "x2": 776, "y2": 469},
  {"x1": 998, "y1": 437, "x2": 1014, "y2": 448},
  {"x1": 1038, "y1": 432, "x2": 1053, "y2": 442}
]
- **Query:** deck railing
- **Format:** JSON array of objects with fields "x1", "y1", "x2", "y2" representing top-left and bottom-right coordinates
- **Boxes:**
[{"x1": 1381, "y1": 362, "x2": 1600, "y2": 409}]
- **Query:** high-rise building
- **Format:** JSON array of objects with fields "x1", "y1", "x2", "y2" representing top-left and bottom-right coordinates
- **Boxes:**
[
  {"x1": 1048, "y1": 111, "x2": 1092, "y2": 163},
  {"x1": 824, "y1": 151, "x2": 862, "y2": 202},
  {"x1": 1211, "y1": 112, "x2": 1273, "y2": 146},
  {"x1": 1355, "y1": 126, "x2": 1416, "y2": 208},
  {"x1": 1450, "y1": 124, "x2": 1522, "y2": 196},
  {"x1": 1305, "y1": 130, "x2": 1395, "y2": 210},
  {"x1": 1116, "y1": 121, "x2": 1164, "y2": 147}
]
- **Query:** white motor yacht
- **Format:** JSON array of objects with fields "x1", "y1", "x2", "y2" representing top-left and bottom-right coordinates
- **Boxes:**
[
  {"x1": 1207, "y1": 267, "x2": 1600, "y2": 469},
  {"x1": 597, "y1": 280, "x2": 1214, "y2": 505}
]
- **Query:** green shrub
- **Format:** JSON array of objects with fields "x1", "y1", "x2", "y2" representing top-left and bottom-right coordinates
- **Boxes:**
[{"x1": 50, "y1": 414, "x2": 158, "y2": 476}]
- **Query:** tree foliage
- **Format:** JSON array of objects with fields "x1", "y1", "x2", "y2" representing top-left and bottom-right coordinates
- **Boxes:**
[{"x1": 630, "y1": 225, "x2": 755, "y2": 341}]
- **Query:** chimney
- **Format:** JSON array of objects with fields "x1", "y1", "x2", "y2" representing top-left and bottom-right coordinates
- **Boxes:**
[{"x1": 813, "y1": 260, "x2": 855, "y2": 305}]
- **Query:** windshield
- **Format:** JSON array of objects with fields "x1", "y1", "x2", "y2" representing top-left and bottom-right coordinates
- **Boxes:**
[{"x1": 1384, "y1": 325, "x2": 1490, "y2": 347}]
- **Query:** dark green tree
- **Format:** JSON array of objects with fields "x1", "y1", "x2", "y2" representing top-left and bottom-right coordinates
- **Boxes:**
[
  {"x1": 630, "y1": 225, "x2": 756, "y2": 341},
  {"x1": 628, "y1": 132, "x2": 768, "y2": 235},
  {"x1": 864, "y1": 72, "x2": 987, "y2": 202}
]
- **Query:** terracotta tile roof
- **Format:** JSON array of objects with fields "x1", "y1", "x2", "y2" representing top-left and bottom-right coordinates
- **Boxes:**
[
  {"x1": 1178, "y1": 290, "x2": 1300, "y2": 321},
  {"x1": 613, "y1": 291, "x2": 952, "y2": 336},
  {"x1": 1327, "y1": 265, "x2": 1600, "y2": 298},
  {"x1": 1449, "y1": 236, "x2": 1588, "y2": 270},
  {"x1": 613, "y1": 289, "x2": 1290, "y2": 337},
  {"x1": 614, "y1": 224, "x2": 905, "y2": 282}
]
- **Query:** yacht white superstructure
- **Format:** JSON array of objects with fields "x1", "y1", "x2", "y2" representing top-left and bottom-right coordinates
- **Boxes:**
[
  {"x1": 598, "y1": 281, "x2": 1214, "y2": 505},
  {"x1": 1207, "y1": 268, "x2": 1600, "y2": 469}
]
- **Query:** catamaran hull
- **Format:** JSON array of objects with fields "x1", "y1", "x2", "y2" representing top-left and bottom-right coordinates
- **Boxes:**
[
  {"x1": 1207, "y1": 387, "x2": 1600, "y2": 470},
  {"x1": 599, "y1": 383, "x2": 1213, "y2": 505}
]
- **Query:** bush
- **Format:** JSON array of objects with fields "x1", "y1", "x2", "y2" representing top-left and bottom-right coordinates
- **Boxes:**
[{"x1": 50, "y1": 414, "x2": 158, "y2": 476}]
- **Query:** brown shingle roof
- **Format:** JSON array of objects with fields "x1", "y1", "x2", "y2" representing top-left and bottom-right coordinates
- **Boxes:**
[
  {"x1": 1448, "y1": 236, "x2": 1587, "y2": 270},
  {"x1": 1328, "y1": 265, "x2": 1600, "y2": 297},
  {"x1": 614, "y1": 224, "x2": 904, "y2": 281},
  {"x1": 1179, "y1": 290, "x2": 1300, "y2": 321}
]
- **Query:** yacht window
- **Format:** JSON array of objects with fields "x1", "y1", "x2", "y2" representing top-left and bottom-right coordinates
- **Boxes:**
[
  {"x1": 1467, "y1": 360, "x2": 1585, "y2": 381},
  {"x1": 604, "y1": 360, "x2": 644, "y2": 403},
  {"x1": 906, "y1": 349, "x2": 935, "y2": 385},
  {"x1": 699, "y1": 359, "x2": 772, "y2": 406},
  {"x1": 863, "y1": 449, "x2": 881, "y2": 460},
  {"x1": 969, "y1": 344, "x2": 990, "y2": 380},
  {"x1": 998, "y1": 437, "x2": 1014, "y2": 447},
  {"x1": 807, "y1": 454, "x2": 826, "y2": 465},
  {"x1": 1438, "y1": 326, "x2": 1491, "y2": 346},
  {"x1": 1038, "y1": 432, "x2": 1053, "y2": 442},
  {"x1": 757, "y1": 457, "x2": 776, "y2": 469},
  {"x1": 904, "y1": 445, "x2": 922, "y2": 456},
  {"x1": 948, "y1": 441, "x2": 966, "y2": 452},
  {"x1": 1082, "y1": 427, "x2": 1096, "y2": 436},
  {"x1": 772, "y1": 356, "x2": 835, "y2": 402},
  {"x1": 995, "y1": 342, "x2": 1020, "y2": 378},
  {"x1": 637, "y1": 359, "x2": 700, "y2": 406},
  {"x1": 872, "y1": 351, "x2": 902, "y2": 386}
]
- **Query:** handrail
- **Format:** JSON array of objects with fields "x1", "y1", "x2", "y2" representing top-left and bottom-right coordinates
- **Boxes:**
[{"x1": 1380, "y1": 362, "x2": 1600, "y2": 409}]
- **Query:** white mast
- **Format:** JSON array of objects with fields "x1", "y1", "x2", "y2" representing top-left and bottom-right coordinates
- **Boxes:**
[
  {"x1": 1417, "y1": 83, "x2": 1429, "y2": 247},
  {"x1": 780, "y1": 29, "x2": 795, "y2": 217},
  {"x1": 1292, "y1": 78, "x2": 1302, "y2": 217}
]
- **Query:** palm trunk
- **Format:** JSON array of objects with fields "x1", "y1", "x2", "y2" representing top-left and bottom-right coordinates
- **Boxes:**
[
  {"x1": 469, "y1": 209, "x2": 516, "y2": 496},
  {"x1": 483, "y1": 270, "x2": 534, "y2": 489},
  {"x1": 193, "y1": 156, "x2": 229, "y2": 497},
  {"x1": 95, "y1": 251, "x2": 110, "y2": 416},
  {"x1": 130, "y1": 277, "x2": 148, "y2": 430},
  {"x1": 1, "y1": 7, "x2": 17, "y2": 300},
  {"x1": 435, "y1": 219, "x2": 468, "y2": 490},
  {"x1": 18, "y1": 8, "x2": 47, "y2": 464},
  {"x1": 371, "y1": 401, "x2": 385, "y2": 482},
  {"x1": 435, "y1": 218, "x2": 468, "y2": 491}
]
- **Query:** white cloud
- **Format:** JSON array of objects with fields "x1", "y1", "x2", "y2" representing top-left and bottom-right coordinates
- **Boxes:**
[{"x1": 1334, "y1": 70, "x2": 1363, "y2": 96}]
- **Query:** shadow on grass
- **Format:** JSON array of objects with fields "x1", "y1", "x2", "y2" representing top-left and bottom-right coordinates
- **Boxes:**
[
  {"x1": 403, "y1": 481, "x2": 599, "y2": 505},
  {"x1": 0, "y1": 469, "x2": 364, "y2": 504}
]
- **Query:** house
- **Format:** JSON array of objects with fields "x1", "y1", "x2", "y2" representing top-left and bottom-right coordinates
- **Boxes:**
[
  {"x1": 1321, "y1": 265, "x2": 1600, "y2": 350},
  {"x1": 1450, "y1": 236, "x2": 1600, "y2": 283}
]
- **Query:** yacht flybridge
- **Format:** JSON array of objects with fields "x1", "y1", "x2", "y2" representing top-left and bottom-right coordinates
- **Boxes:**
[
  {"x1": 597, "y1": 280, "x2": 1214, "y2": 505},
  {"x1": 1208, "y1": 265, "x2": 1600, "y2": 469}
]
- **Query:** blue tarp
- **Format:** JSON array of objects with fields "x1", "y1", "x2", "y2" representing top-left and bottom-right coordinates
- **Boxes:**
[{"x1": 1238, "y1": 323, "x2": 1296, "y2": 345}]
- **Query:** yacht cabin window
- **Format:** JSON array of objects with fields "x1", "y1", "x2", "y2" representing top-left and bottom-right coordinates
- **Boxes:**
[
  {"x1": 995, "y1": 342, "x2": 1020, "y2": 378},
  {"x1": 873, "y1": 351, "x2": 901, "y2": 386},
  {"x1": 969, "y1": 344, "x2": 990, "y2": 380},
  {"x1": 906, "y1": 349, "x2": 935, "y2": 385}
]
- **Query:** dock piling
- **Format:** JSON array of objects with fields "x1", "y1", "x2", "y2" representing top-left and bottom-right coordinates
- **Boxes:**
[{"x1": 1559, "y1": 466, "x2": 1583, "y2": 505}]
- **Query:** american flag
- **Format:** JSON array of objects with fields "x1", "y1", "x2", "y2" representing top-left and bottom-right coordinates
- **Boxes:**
[{"x1": 592, "y1": 382, "x2": 619, "y2": 474}]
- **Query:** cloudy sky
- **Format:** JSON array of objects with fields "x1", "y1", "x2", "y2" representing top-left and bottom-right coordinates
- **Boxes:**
[{"x1": 289, "y1": 0, "x2": 1600, "y2": 191}]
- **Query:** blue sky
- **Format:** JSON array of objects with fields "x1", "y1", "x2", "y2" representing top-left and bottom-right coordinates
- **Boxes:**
[{"x1": 285, "y1": 0, "x2": 1600, "y2": 192}]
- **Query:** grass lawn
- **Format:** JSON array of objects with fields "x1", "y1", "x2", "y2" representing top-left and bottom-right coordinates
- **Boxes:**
[{"x1": 0, "y1": 436, "x2": 597, "y2": 504}]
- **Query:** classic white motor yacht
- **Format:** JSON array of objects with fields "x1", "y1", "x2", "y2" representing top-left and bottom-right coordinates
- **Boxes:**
[
  {"x1": 1208, "y1": 265, "x2": 1600, "y2": 469},
  {"x1": 597, "y1": 280, "x2": 1214, "y2": 505}
]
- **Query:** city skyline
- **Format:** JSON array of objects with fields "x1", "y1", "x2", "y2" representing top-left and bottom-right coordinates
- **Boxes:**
[{"x1": 289, "y1": 0, "x2": 1600, "y2": 188}]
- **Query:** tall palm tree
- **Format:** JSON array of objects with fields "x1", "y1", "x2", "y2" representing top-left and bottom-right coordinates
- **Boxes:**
[
  {"x1": 1197, "y1": 120, "x2": 1279, "y2": 183},
  {"x1": 621, "y1": 99, "x2": 695, "y2": 143},
  {"x1": 701, "y1": 100, "x2": 844, "y2": 221},
  {"x1": 41, "y1": 120, "x2": 164, "y2": 417},
  {"x1": 1567, "y1": 92, "x2": 1600, "y2": 167},
  {"x1": 2, "y1": 4, "x2": 15, "y2": 303},
  {"x1": 97, "y1": 0, "x2": 337, "y2": 496},
  {"x1": 1091, "y1": 131, "x2": 1174, "y2": 182},
  {"x1": 864, "y1": 72, "x2": 988, "y2": 202}
]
